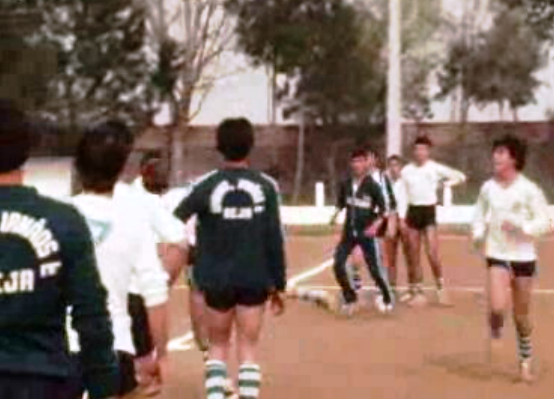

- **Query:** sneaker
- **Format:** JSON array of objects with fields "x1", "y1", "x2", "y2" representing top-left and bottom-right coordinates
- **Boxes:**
[
  {"x1": 407, "y1": 293, "x2": 428, "y2": 307},
  {"x1": 519, "y1": 359, "x2": 535, "y2": 384},
  {"x1": 374, "y1": 295, "x2": 394, "y2": 315},
  {"x1": 436, "y1": 288, "x2": 454, "y2": 307},
  {"x1": 399, "y1": 290, "x2": 415, "y2": 303}
]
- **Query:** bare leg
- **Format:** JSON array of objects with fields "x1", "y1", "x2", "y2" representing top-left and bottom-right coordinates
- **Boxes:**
[
  {"x1": 404, "y1": 227, "x2": 426, "y2": 306},
  {"x1": 422, "y1": 226, "x2": 443, "y2": 284},
  {"x1": 236, "y1": 304, "x2": 266, "y2": 398},
  {"x1": 189, "y1": 288, "x2": 209, "y2": 356},
  {"x1": 205, "y1": 306, "x2": 234, "y2": 399},
  {"x1": 487, "y1": 266, "x2": 511, "y2": 362},
  {"x1": 511, "y1": 276, "x2": 535, "y2": 382}
]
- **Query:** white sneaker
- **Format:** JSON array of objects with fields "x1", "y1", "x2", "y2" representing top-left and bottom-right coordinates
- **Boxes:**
[
  {"x1": 519, "y1": 359, "x2": 535, "y2": 384},
  {"x1": 436, "y1": 288, "x2": 454, "y2": 307},
  {"x1": 399, "y1": 290, "x2": 415, "y2": 303},
  {"x1": 407, "y1": 293, "x2": 428, "y2": 308},
  {"x1": 374, "y1": 295, "x2": 394, "y2": 314}
]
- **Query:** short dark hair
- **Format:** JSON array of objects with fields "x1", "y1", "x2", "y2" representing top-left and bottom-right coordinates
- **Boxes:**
[
  {"x1": 140, "y1": 153, "x2": 170, "y2": 194},
  {"x1": 388, "y1": 155, "x2": 403, "y2": 164},
  {"x1": 0, "y1": 99, "x2": 32, "y2": 173},
  {"x1": 414, "y1": 135, "x2": 433, "y2": 147},
  {"x1": 216, "y1": 118, "x2": 254, "y2": 161},
  {"x1": 350, "y1": 146, "x2": 368, "y2": 160},
  {"x1": 75, "y1": 120, "x2": 134, "y2": 193},
  {"x1": 493, "y1": 134, "x2": 527, "y2": 171}
]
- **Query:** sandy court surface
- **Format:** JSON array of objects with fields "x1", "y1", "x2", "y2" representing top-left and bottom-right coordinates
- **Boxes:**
[{"x1": 161, "y1": 233, "x2": 554, "y2": 398}]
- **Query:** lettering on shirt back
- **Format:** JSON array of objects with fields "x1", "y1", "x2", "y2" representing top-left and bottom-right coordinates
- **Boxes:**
[
  {"x1": 0, "y1": 211, "x2": 62, "y2": 295},
  {"x1": 210, "y1": 179, "x2": 266, "y2": 220}
]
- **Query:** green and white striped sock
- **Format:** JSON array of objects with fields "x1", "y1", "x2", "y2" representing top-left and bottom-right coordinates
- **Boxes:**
[
  {"x1": 517, "y1": 331, "x2": 532, "y2": 362},
  {"x1": 238, "y1": 363, "x2": 261, "y2": 399},
  {"x1": 206, "y1": 360, "x2": 227, "y2": 399}
]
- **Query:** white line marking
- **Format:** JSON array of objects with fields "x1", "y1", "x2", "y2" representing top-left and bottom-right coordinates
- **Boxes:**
[
  {"x1": 296, "y1": 285, "x2": 554, "y2": 295},
  {"x1": 168, "y1": 257, "x2": 335, "y2": 352}
]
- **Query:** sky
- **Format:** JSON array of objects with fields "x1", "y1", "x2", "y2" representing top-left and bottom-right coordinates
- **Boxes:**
[{"x1": 161, "y1": 0, "x2": 554, "y2": 126}]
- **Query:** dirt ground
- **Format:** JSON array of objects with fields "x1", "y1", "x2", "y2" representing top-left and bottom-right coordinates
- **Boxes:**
[{"x1": 160, "y1": 232, "x2": 554, "y2": 399}]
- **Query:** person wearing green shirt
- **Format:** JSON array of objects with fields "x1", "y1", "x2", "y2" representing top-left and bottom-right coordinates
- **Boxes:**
[
  {"x1": 174, "y1": 118, "x2": 286, "y2": 399},
  {"x1": 0, "y1": 100, "x2": 118, "y2": 399}
]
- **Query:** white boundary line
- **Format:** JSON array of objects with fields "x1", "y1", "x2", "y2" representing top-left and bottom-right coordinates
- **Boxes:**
[
  {"x1": 167, "y1": 258, "x2": 334, "y2": 352},
  {"x1": 296, "y1": 284, "x2": 554, "y2": 295}
]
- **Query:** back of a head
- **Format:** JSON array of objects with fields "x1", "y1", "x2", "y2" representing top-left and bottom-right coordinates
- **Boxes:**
[
  {"x1": 0, "y1": 99, "x2": 31, "y2": 174},
  {"x1": 216, "y1": 118, "x2": 254, "y2": 161},
  {"x1": 75, "y1": 120, "x2": 134, "y2": 193},
  {"x1": 140, "y1": 151, "x2": 170, "y2": 194}
]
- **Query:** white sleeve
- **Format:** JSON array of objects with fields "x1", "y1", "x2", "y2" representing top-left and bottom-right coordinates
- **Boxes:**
[
  {"x1": 521, "y1": 185, "x2": 552, "y2": 238},
  {"x1": 435, "y1": 162, "x2": 466, "y2": 187},
  {"x1": 146, "y1": 194, "x2": 188, "y2": 245},
  {"x1": 472, "y1": 184, "x2": 489, "y2": 242},
  {"x1": 133, "y1": 225, "x2": 169, "y2": 307}
]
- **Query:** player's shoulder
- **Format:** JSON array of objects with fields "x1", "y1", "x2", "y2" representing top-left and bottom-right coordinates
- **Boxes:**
[
  {"x1": 190, "y1": 170, "x2": 219, "y2": 188},
  {"x1": 519, "y1": 175, "x2": 545, "y2": 195},
  {"x1": 401, "y1": 163, "x2": 416, "y2": 174},
  {"x1": 257, "y1": 171, "x2": 280, "y2": 193}
]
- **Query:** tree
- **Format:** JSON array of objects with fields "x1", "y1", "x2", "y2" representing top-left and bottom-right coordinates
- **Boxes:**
[
  {"x1": 144, "y1": 0, "x2": 234, "y2": 183},
  {"x1": 227, "y1": 0, "x2": 387, "y2": 201},
  {"x1": 501, "y1": 0, "x2": 554, "y2": 40},
  {"x1": 438, "y1": 7, "x2": 544, "y2": 121}
]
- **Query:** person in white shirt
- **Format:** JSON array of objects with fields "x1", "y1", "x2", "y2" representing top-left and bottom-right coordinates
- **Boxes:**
[
  {"x1": 472, "y1": 135, "x2": 551, "y2": 383},
  {"x1": 398, "y1": 136, "x2": 466, "y2": 307},
  {"x1": 117, "y1": 152, "x2": 188, "y2": 395},
  {"x1": 70, "y1": 121, "x2": 170, "y2": 398},
  {"x1": 384, "y1": 155, "x2": 411, "y2": 293}
]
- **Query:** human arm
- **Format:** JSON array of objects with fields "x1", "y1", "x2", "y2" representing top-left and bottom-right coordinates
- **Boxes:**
[
  {"x1": 435, "y1": 162, "x2": 467, "y2": 188},
  {"x1": 63, "y1": 210, "x2": 119, "y2": 399}
]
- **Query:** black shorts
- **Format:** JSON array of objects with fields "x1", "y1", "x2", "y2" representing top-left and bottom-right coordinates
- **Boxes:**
[
  {"x1": 487, "y1": 258, "x2": 537, "y2": 277},
  {"x1": 406, "y1": 205, "x2": 436, "y2": 231},
  {"x1": 203, "y1": 286, "x2": 270, "y2": 312},
  {"x1": 0, "y1": 373, "x2": 69, "y2": 399},
  {"x1": 128, "y1": 293, "x2": 154, "y2": 357},
  {"x1": 67, "y1": 351, "x2": 137, "y2": 398}
]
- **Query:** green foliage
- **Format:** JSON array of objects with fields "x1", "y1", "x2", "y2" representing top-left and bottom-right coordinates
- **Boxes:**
[
  {"x1": 438, "y1": 7, "x2": 544, "y2": 114},
  {"x1": 501, "y1": 0, "x2": 554, "y2": 40},
  {"x1": 226, "y1": 0, "x2": 387, "y2": 131},
  {"x1": 1, "y1": 0, "x2": 152, "y2": 130}
]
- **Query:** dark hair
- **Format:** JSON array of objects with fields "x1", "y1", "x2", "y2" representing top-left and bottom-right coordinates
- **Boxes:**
[
  {"x1": 0, "y1": 99, "x2": 32, "y2": 173},
  {"x1": 493, "y1": 134, "x2": 527, "y2": 171},
  {"x1": 75, "y1": 120, "x2": 134, "y2": 193},
  {"x1": 350, "y1": 146, "x2": 368, "y2": 160},
  {"x1": 140, "y1": 150, "x2": 163, "y2": 169},
  {"x1": 365, "y1": 146, "x2": 378, "y2": 157},
  {"x1": 414, "y1": 135, "x2": 433, "y2": 147},
  {"x1": 388, "y1": 154, "x2": 403, "y2": 164},
  {"x1": 140, "y1": 153, "x2": 170, "y2": 194},
  {"x1": 216, "y1": 118, "x2": 254, "y2": 161}
]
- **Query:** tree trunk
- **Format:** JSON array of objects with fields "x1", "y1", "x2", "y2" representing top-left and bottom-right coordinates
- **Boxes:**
[
  {"x1": 512, "y1": 107, "x2": 519, "y2": 122},
  {"x1": 292, "y1": 112, "x2": 306, "y2": 204}
]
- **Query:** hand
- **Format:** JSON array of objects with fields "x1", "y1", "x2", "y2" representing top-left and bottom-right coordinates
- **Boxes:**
[
  {"x1": 365, "y1": 220, "x2": 382, "y2": 238},
  {"x1": 270, "y1": 292, "x2": 286, "y2": 316},
  {"x1": 398, "y1": 218, "x2": 408, "y2": 233}
]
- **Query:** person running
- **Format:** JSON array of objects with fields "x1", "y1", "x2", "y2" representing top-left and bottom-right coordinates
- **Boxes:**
[
  {"x1": 384, "y1": 155, "x2": 411, "y2": 295},
  {"x1": 69, "y1": 121, "x2": 170, "y2": 398},
  {"x1": 330, "y1": 147, "x2": 392, "y2": 316},
  {"x1": 398, "y1": 136, "x2": 466, "y2": 307},
  {"x1": 472, "y1": 134, "x2": 551, "y2": 383},
  {"x1": 173, "y1": 118, "x2": 286, "y2": 399},
  {"x1": 0, "y1": 99, "x2": 119, "y2": 399}
]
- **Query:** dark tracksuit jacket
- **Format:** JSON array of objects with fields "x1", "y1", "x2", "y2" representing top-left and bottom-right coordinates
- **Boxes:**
[
  {"x1": 0, "y1": 186, "x2": 118, "y2": 399},
  {"x1": 334, "y1": 175, "x2": 392, "y2": 304},
  {"x1": 174, "y1": 168, "x2": 286, "y2": 294}
]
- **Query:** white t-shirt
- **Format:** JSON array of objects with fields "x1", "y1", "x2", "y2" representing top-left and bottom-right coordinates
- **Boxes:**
[
  {"x1": 69, "y1": 193, "x2": 169, "y2": 354},
  {"x1": 398, "y1": 160, "x2": 466, "y2": 218},
  {"x1": 472, "y1": 175, "x2": 552, "y2": 262},
  {"x1": 162, "y1": 184, "x2": 197, "y2": 246}
]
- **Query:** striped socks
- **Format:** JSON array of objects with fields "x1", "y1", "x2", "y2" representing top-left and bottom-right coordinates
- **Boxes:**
[
  {"x1": 517, "y1": 331, "x2": 532, "y2": 362},
  {"x1": 206, "y1": 360, "x2": 227, "y2": 399},
  {"x1": 238, "y1": 363, "x2": 261, "y2": 399}
]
